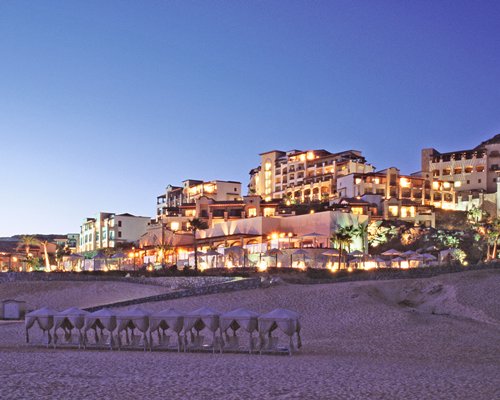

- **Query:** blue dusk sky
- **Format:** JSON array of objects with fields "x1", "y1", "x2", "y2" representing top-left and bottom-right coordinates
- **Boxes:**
[{"x1": 0, "y1": 1, "x2": 499, "y2": 236}]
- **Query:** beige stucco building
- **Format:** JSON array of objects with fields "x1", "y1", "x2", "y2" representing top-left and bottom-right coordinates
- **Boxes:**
[
  {"x1": 78, "y1": 212, "x2": 150, "y2": 253},
  {"x1": 422, "y1": 134, "x2": 500, "y2": 194},
  {"x1": 248, "y1": 149, "x2": 374, "y2": 202}
]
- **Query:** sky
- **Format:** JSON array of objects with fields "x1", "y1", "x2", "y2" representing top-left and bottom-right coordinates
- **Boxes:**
[{"x1": 1, "y1": 0, "x2": 500, "y2": 236}]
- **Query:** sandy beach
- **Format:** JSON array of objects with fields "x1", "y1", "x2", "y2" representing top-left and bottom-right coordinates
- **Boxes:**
[{"x1": 1, "y1": 270, "x2": 499, "y2": 399}]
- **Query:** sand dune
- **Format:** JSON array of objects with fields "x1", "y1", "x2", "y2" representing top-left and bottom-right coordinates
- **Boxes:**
[{"x1": 0, "y1": 269, "x2": 499, "y2": 399}]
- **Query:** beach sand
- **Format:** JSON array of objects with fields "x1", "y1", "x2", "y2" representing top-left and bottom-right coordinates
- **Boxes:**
[{"x1": 0, "y1": 270, "x2": 499, "y2": 399}]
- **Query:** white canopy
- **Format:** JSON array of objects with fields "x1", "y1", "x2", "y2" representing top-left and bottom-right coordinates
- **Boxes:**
[
  {"x1": 116, "y1": 307, "x2": 150, "y2": 334},
  {"x1": 116, "y1": 307, "x2": 150, "y2": 349},
  {"x1": 25, "y1": 307, "x2": 57, "y2": 343},
  {"x1": 258, "y1": 308, "x2": 302, "y2": 353},
  {"x1": 149, "y1": 308, "x2": 184, "y2": 351},
  {"x1": 184, "y1": 307, "x2": 221, "y2": 333},
  {"x1": 220, "y1": 308, "x2": 259, "y2": 333},
  {"x1": 54, "y1": 307, "x2": 89, "y2": 331},
  {"x1": 84, "y1": 308, "x2": 117, "y2": 332},
  {"x1": 258, "y1": 308, "x2": 300, "y2": 336},
  {"x1": 149, "y1": 308, "x2": 184, "y2": 333},
  {"x1": 53, "y1": 307, "x2": 89, "y2": 348}
]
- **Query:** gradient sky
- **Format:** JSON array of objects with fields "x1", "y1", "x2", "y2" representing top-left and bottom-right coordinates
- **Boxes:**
[{"x1": 1, "y1": 1, "x2": 499, "y2": 236}]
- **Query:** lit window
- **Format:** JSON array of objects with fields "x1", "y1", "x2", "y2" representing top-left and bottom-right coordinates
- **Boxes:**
[
  {"x1": 388, "y1": 206, "x2": 399, "y2": 217},
  {"x1": 454, "y1": 181, "x2": 461, "y2": 188},
  {"x1": 263, "y1": 207, "x2": 275, "y2": 217},
  {"x1": 443, "y1": 182, "x2": 451, "y2": 189},
  {"x1": 399, "y1": 178, "x2": 410, "y2": 188},
  {"x1": 351, "y1": 207, "x2": 363, "y2": 215},
  {"x1": 306, "y1": 151, "x2": 315, "y2": 160},
  {"x1": 247, "y1": 207, "x2": 257, "y2": 217},
  {"x1": 432, "y1": 181, "x2": 440, "y2": 190}
]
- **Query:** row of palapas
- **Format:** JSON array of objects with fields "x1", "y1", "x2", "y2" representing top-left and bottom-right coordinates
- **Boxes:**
[{"x1": 25, "y1": 306, "x2": 302, "y2": 355}]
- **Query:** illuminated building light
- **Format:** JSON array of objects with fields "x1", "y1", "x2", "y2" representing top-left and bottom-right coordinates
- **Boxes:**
[
  {"x1": 170, "y1": 221, "x2": 180, "y2": 231},
  {"x1": 399, "y1": 177, "x2": 410, "y2": 188},
  {"x1": 257, "y1": 261, "x2": 268, "y2": 272},
  {"x1": 443, "y1": 182, "x2": 451, "y2": 189},
  {"x1": 432, "y1": 181, "x2": 440, "y2": 190},
  {"x1": 454, "y1": 181, "x2": 461, "y2": 188},
  {"x1": 306, "y1": 151, "x2": 315, "y2": 160}
]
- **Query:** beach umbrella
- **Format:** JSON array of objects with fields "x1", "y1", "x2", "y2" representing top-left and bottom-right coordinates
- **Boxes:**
[
  {"x1": 111, "y1": 252, "x2": 126, "y2": 259},
  {"x1": 391, "y1": 256, "x2": 405, "y2": 268},
  {"x1": 225, "y1": 246, "x2": 246, "y2": 267},
  {"x1": 374, "y1": 256, "x2": 387, "y2": 268},
  {"x1": 292, "y1": 249, "x2": 308, "y2": 265},
  {"x1": 349, "y1": 250, "x2": 364, "y2": 257},
  {"x1": 67, "y1": 254, "x2": 84, "y2": 272},
  {"x1": 402, "y1": 250, "x2": 417, "y2": 257},
  {"x1": 203, "y1": 249, "x2": 222, "y2": 268},
  {"x1": 381, "y1": 249, "x2": 401, "y2": 257},
  {"x1": 265, "y1": 248, "x2": 282, "y2": 267},
  {"x1": 322, "y1": 249, "x2": 340, "y2": 256},
  {"x1": 204, "y1": 249, "x2": 222, "y2": 256},
  {"x1": 92, "y1": 251, "x2": 106, "y2": 259},
  {"x1": 382, "y1": 249, "x2": 401, "y2": 266},
  {"x1": 300, "y1": 232, "x2": 324, "y2": 248}
]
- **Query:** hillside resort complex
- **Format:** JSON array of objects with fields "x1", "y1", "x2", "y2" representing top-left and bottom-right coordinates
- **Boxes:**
[{"x1": 1, "y1": 134, "x2": 499, "y2": 271}]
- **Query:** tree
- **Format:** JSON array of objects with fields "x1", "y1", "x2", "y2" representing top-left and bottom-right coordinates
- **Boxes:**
[
  {"x1": 36, "y1": 239, "x2": 51, "y2": 272},
  {"x1": 17, "y1": 235, "x2": 37, "y2": 261},
  {"x1": 331, "y1": 230, "x2": 351, "y2": 269},
  {"x1": 188, "y1": 218, "x2": 208, "y2": 272},
  {"x1": 355, "y1": 221, "x2": 369, "y2": 255}
]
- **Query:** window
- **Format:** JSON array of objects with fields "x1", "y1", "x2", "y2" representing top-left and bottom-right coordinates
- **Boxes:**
[
  {"x1": 118, "y1": 221, "x2": 122, "y2": 227},
  {"x1": 247, "y1": 207, "x2": 257, "y2": 217},
  {"x1": 118, "y1": 231, "x2": 122, "y2": 238},
  {"x1": 478, "y1": 179, "x2": 482, "y2": 183},
  {"x1": 388, "y1": 206, "x2": 399, "y2": 217},
  {"x1": 466, "y1": 180, "x2": 470, "y2": 184},
  {"x1": 476, "y1": 165, "x2": 485, "y2": 172},
  {"x1": 453, "y1": 167, "x2": 462, "y2": 175},
  {"x1": 464, "y1": 166, "x2": 473, "y2": 174},
  {"x1": 442, "y1": 168, "x2": 451, "y2": 176}
]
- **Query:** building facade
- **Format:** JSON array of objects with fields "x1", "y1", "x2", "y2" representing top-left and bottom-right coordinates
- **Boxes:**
[
  {"x1": 422, "y1": 134, "x2": 500, "y2": 194},
  {"x1": 78, "y1": 212, "x2": 150, "y2": 253},
  {"x1": 156, "y1": 179, "x2": 242, "y2": 221},
  {"x1": 248, "y1": 149, "x2": 374, "y2": 202},
  {"x1": 336, "y1": 167, "x2": 456, "y2": 210}
]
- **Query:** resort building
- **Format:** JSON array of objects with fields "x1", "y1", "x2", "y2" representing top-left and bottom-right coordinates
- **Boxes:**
[
  {"x1": 139, "y1": 210, "x2": 367, "y2": 268},
  {"x1": 248, "y1": 149, "x2": 374, "y2": 202},
  {"x1": 421, "y1": 133, "x2": 500, "y2": 194},
  {"x1": 336, "y1": 167, "x2": 456, "y2": 210},
  {"x1": 156, "y1": 180, "x2": 242, "y2": 221},
  {"x1": 78, "y1": 212, "x2": 150, "y2": 253}
]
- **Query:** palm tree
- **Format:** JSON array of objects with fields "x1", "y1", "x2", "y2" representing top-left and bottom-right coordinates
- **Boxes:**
[
  {"x1": 36, "y1": 239, "x2": 51, "y2": 271},
  {"x1": 18, "y1": 235, "x2": 37, "y2": 260},
  {"x1": 355, "y1": 221, "x2": 369, "y2": 255},
  {"x1": 331, "y1": 230, "x2": 351, "y2": 269},
  {"x1": 188, "y1": 218, "x2": 208, "y2": 272}
]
